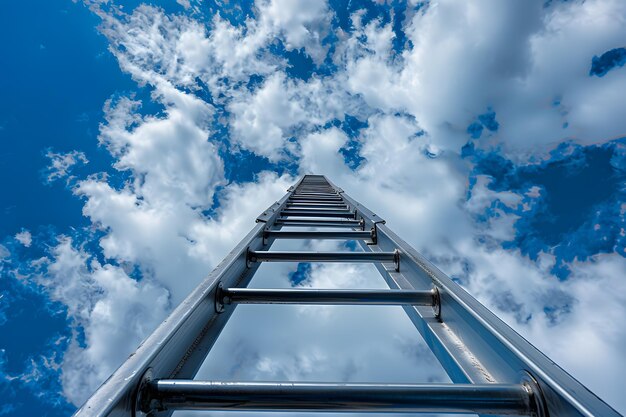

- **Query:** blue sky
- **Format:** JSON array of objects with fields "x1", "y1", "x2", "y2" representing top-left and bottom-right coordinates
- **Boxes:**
[{"x1": 1, "y1": 1, "x2": 625, "y2": 416}]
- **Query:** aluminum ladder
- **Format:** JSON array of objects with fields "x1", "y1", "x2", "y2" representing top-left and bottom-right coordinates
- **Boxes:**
[{"x1": 74, "y1": 174, "x2": 621, "y2": 417}]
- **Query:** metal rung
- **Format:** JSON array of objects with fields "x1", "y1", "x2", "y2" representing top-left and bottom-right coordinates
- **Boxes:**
[
  {"x1": 296, "y1": 191, "x2": 336, "y2": 194},
  {"x1": 217, "y1": 288, "x2": 436, "y2": 306},
  {"x1": 291, "y1": 192, "x2": 340, "y2": 196},
  {"x1": 287, "y1": 203, "x2": 348, "y2": 208},
  {"x1": 285, "y1": 205, "x2": 346, "y2": 210},
  {"x1": 281, "y1": 209, "x2": 356, "y2": 218},
  {"x1": 289, "y1": 199, "x2": 344, "y2": 203},
  {"x1": 290, "y1": 195, "x2": 343, "y2": 200},
  {"x1": 275, "y1": 219, "x2": 363, "y2": 228},
  {"x1": 138, "y1": 380, "x2": 540, "y2": 415},
  {"x1": 288, "y1": 201, "x2": 346, "y2": 205},
  {"x1": 275, "y1": 218, "x2": 361, "y2": 225},
  {"x1": 297, "y1": 185, "x2": 332, "y2": 188},
  {"x1": 265, "y1": 230, "x2": 371, "y2": 240},
  {"x1": 248, "y1": 250, "x2": 399, "y2": 270}
]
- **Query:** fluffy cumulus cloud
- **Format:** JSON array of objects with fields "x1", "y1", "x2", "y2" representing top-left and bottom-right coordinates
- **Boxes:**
[
  {"x1": 14, "y1": 230, "x2": 32, "y2": 248},
  {"x1": 8, "y1": 0, "x2": 626, "y2": 414},
  {"x1": 37, "y1": 237, "x2": 170, "y2": 404}
]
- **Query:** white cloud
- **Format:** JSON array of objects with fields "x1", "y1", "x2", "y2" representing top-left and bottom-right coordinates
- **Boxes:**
[
  {"x1": 336, "y1": 0, "x2": 626, "y2": 156},
  {"x1": 228, "y1": 71, "x2": 361, "y2": 160},
  {"x1": 98, "y1": 89, "x2": 222, "y2": 208},
  {"x1": 15, "y1": 230, "x2": 32, "y2": 248},
  {"x1": 94, "y1": 1, "x2": 332, "y2": 96},
  {"x1": 176, "y1": 0, "x2": 191, "y2": 10},
  {"x1": 32, "y1": 237, "x2": 170, "y2": 405},
  {"x1": 229, "y1": 73, "x2": 306, "y2": 160},
  {"x1": 43, "y1": 150, "x2": 88, "y2": 184},
  {"x1": 299, "y1": 127, "x2": 352, "y2": 177},
  {"x1": 256, "y1": 0, "x2": 332, "y2": 64}
]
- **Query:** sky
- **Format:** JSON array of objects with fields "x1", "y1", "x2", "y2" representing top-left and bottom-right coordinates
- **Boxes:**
[{"x1": 0, "y1": 0, "x2": 625, "y2": 416}]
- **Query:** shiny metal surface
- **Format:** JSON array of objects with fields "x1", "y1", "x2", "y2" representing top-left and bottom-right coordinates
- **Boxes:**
[
  {"x1": 280, "y1": 209, "x2": 356, "y2": 218},
  {"x1": 289, "y1": 196, "x2": 344, "y2": 201},
  {"x1": 248, "y1": 250, "x2": 397, "y2": 263},
  {"x1": 144, "y1": 380, "x2": 536, "y2": 415},
  {"x1": 286, "y1": 203, "x2": 348, "y2": 208},
  {"x1": 275, "y1": 222, "x2": 362, "y2": 228},
  {"x1": 274, "y1": 218, "x2": 362, "y2": 227},
  {"x1": 284, "y1": 206, "x2": 350, "y2": 212},
  {"x1": 219, "y1": 288, "x2": 436, "y2": 305},
  {"x1": 293, "y1": 193, "x2": 339, "y2": 197},
  {"x1": 264, "y1": 230, "x2": 371, "y2": 239}
]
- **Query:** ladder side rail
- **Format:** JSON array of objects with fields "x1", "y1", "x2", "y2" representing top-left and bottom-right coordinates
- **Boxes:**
[
  {"x1": 331, "y1": 178, "x2": 620, "y2": 417},
  {"x1": 73, "y1": 177, "x2": 307, "y2": 417}
]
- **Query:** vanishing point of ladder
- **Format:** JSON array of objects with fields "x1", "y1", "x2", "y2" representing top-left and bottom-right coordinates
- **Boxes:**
[{"x1": 74, "y1": 175, "x2": 621, "y2": 417}]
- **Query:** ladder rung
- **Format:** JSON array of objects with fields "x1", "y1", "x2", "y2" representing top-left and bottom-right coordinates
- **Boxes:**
[
  {"x1": 289, "y1": 199, "x2": 344, "y2": 204},
  {"x1": 297, "y1": 185, "x2": 331, "y2": 188},
  {"x1": 140, "y1": 380, "x2": 536, "y2": 415},
  {"x1": 275, "y1": 219, "x2": 363, "y2": 227},
  {"x1": 248, "y1": 250, "x2": 399, "y2": 269},
  {"x1": 290, "y1": 196, "x2": 343, "y2": 200},
  {"x1": 287, "y1": 203, "x2": 348, "y2": 208},
  {"x1": 292, "y1": 192, "x2": 339, "y2": 196},
  {"x1": 219, "y1": 288, "x2": 435, "y2": 305},
  {"x1": 265, "y1": 230, "x2": 371, "y2": 240},
  {"x1": 281, "y1": 210, "x2": 356, "y2": 218},
  {"x1": 285, "y1": 206, "x2": 349, "y2": 211},
  {"x1": 296, "y1": 190, "x2": 335, "y2": 194}
]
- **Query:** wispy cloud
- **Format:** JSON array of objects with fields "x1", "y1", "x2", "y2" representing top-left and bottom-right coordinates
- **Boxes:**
[{"x1": 43, "y1": 150, "x2": 88, "y2": 185}]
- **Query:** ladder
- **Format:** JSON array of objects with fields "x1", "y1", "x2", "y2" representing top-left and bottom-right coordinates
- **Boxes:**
[{"x1": 73, "y1": 174, "x2": 621, "y2": 417}]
